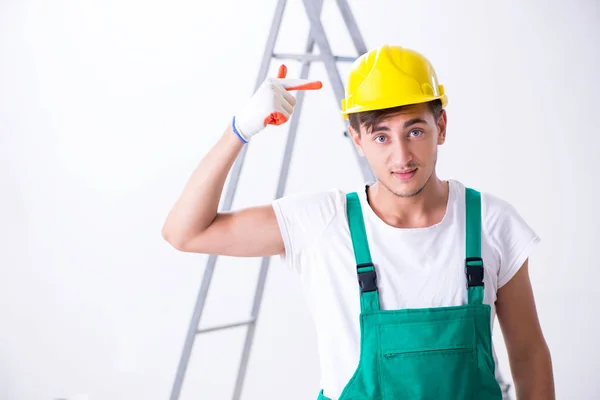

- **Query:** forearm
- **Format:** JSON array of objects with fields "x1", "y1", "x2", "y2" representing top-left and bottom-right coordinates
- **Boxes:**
[
  {"x1": 162, "y1": 65, "x2": 318, "y2": 250},
  {"x1": 162, "y1": 124, "x2": 243, "y2": 244},
  {"x1": 511, "y1": 342, "x2": 555, "y2": 399}
]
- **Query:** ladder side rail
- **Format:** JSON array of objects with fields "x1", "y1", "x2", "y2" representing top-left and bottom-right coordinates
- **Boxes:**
[
  {"x1": 231, "y1": 1, "x2": 325, "y2": 398},
  {"x1": 169, "y1": 1, "x2": 289, "y2": 399},
  {"x1": 301, "y1": 0, "x2": 375, "y2": 183}
]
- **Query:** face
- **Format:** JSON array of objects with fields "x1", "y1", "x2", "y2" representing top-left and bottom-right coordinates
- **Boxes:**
[{"x1": 349, "y1": 103, "x2": 447, "y2": 198}]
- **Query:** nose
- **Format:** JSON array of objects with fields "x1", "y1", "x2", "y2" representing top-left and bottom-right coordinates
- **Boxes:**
[{"x1": 391, "y1": 137, "x2": 413, "y2": 166}]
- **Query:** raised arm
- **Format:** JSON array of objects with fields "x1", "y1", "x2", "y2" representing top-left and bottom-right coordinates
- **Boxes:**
[{"x1": 161, "y1": 65, "x2": 322, "y2": 257}]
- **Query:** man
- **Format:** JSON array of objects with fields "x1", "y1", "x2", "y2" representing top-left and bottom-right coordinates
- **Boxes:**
[{"x1": 162, "y1": 45, "x2": 554, "y2": 399}]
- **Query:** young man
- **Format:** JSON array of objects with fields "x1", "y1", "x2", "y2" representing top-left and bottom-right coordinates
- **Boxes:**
[{"x1": 162, "y1": 45, "x2": 554, "y2": 399}]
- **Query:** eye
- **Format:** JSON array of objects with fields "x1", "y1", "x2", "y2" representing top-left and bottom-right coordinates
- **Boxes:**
[
  {"x1": 374, "y1": 135, "x2": 387, "y2": 143},
  {"x1": 408, "y1": 129, "x2": 424, "y2": 138}
]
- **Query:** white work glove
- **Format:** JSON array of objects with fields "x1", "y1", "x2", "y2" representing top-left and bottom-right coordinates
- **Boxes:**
[{"x1": 232, "y1": 64, "x2": 322, "y2": 143}]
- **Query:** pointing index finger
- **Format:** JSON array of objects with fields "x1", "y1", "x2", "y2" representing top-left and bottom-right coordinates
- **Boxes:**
[{"x1": 279, "y1": 78, "x2": 323, "y2": 91}]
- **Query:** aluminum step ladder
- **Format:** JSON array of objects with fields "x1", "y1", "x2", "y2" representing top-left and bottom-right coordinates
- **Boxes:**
[{"x1": 169, "y1": 1, "x2": 374, "y2": 398}]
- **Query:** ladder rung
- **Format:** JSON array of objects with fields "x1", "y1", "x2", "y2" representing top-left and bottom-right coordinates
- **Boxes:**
[
  {"x1": 273, "y1": 53, "x2": 356, "y2": 63},
  {"x1": 197, "y1": 318, "x2": 256, "y2": 334}
]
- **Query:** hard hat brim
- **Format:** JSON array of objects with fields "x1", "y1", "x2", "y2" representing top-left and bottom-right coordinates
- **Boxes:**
[{"x1": 341, "y1": 94, "x2": 448, "y2": 120}]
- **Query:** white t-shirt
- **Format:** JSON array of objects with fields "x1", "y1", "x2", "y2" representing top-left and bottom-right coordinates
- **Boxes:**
[{"x1": 272, "y1": 179, "x2": 540, "y2": 400}]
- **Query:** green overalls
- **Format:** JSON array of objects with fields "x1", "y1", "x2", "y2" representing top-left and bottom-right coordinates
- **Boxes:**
[{"x1": 318, "y1": 188, "x2": 503, "y2": 400}]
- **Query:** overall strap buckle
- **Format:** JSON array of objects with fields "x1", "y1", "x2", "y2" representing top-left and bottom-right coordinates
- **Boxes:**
[
  {"x1": 465, "y1": 257, "x2": 484, "y2": 287},
  {"x1": 357, "y1": 262, "x2": 378, "y2": 292}
]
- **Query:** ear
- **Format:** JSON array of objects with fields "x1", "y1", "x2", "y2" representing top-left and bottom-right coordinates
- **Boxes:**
[
  {"x1": 437, "y1": 109, "x2": 447, "y2": 145},
  {"x1": 348, "y1": 125, "x2": 365, "y2": 156}
]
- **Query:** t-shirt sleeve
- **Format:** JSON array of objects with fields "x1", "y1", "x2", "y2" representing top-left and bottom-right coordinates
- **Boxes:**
[
  {"x1": 482, "y1": 192, "x2": 541, "y2": 288},
  {"x1": 271, "y1": 188, "x2": 343, "y2": 273}
]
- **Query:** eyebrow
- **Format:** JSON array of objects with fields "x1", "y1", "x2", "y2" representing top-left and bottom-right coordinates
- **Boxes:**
[{"x1": 371, "y1": 117, "x2": 428, "y2": 133}]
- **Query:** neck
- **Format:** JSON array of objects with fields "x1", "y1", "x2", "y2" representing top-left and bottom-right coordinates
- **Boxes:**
[{"x1": 367, "y1": 176, "x2": 449, "y2": 229}]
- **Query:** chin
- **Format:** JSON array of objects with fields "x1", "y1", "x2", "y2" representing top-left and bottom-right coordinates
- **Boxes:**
[
  {"x1": 384, "y1": 178, "x2": 427, "y2": 198},
  {"x1": 395, "y1": 186, "x2": 426, "y2": 198}
]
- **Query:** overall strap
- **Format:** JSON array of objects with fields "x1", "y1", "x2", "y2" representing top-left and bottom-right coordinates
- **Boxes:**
[
  {"x1": 465, "y1": 187, "x2": 485, "y2": 305},
  {"x1": 346, "y1": 192, "x2": 380, "y2": 313}
]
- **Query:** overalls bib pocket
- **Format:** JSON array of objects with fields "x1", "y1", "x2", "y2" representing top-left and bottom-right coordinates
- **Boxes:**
[{"x1": 378, "y1": 315, "x2": 477, "y2": 399}]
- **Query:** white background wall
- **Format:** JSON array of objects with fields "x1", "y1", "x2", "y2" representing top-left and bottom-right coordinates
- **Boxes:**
[{"x1": 1, "y1": 0, "x2": 599, "y2": 399}]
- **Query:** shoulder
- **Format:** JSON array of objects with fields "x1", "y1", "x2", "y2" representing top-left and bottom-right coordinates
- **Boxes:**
[
  {"x1": 271, "y1": 188, "x2": 351, "y2": 271},
  {"x1": 478, "y1": 187, "x2": 535, "y2": 257},
  {"x1": 272, "y1": 187, "x2": 347, "y2": 220},
  {"x1": 452, "y1": 180, "x2": 540, "y2": 288},
  {"x1": 479, "y1": 187, "x2": 532, "y2": 244},
  {"x1": 481, "y1": 191, "x2": 520, "y2": 226},
  {"x1": 450, "y1": 179, "x2": 527, "y2": 232},
  {"x1": 271, "y1": 187, "x2": 351, "y2": 240}
]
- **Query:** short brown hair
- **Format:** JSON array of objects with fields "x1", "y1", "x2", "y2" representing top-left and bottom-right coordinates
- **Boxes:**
[{"x1": 348, "y1": 99, "x2": 443, "y2": 134}]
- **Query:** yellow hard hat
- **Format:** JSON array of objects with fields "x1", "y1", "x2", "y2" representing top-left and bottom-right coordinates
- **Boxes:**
[{"x1": 341, "y1": 45, "x2": 448, "y2": 119}]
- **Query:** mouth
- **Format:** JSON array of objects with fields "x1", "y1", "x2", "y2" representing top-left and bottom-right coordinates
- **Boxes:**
[{"x1": 392, "y1": 168, "x2": 417, "y2": 181}]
